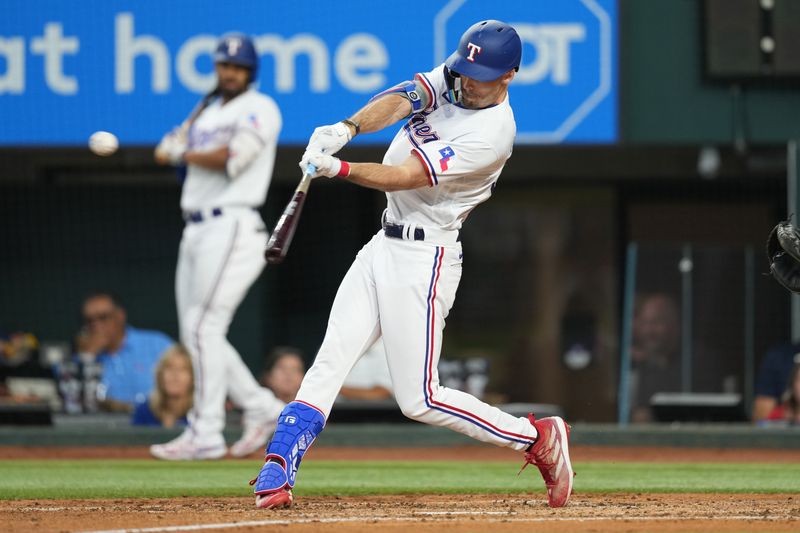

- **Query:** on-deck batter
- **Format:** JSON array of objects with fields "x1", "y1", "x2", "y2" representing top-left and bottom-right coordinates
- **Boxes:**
[
  {"x1": 252, "y1": 20, "x2": 574, "y2": 509},
  {"x1": 151, "y1": 33, "x2": 284, "y2": 460}
]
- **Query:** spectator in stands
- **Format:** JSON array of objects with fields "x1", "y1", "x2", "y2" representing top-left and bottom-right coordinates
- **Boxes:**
[
  {"x1": 753, "y1": 343, "x2": 800, "y2": 424},
  {"x1": 339, "y1": 341, "x2": 393, "y2": 401},
  {"x1": 259, "y1": 343, "x2": 393, "y2": 404},
  {"x1": 762, "y1": 361, "x2": 800, "y2": 426},
  {"x1": 76, "y1": 291, "x2": 173, "y2": 412},
  {"x1": 132, "y1": 344, "x2": 193, "y2": 427},
  {"x1": 260, "y1": 347, "x2": 306, "y2": 404},
  {"x1": 629, "y1": 293, "x2": 682, "y2": 423}
]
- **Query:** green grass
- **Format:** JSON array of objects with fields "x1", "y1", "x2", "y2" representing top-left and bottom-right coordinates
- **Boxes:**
[{"x1": 1, "y1": 460, "x2": 798, "y2": 500}]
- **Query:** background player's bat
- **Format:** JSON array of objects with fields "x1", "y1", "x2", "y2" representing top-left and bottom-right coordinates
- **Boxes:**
[
  {"x1": 264, "y1": 164, "x2": 316, "y2": 265},
  {"x1": 154, "y1": 87, "x2": 219, "y2": 169},
  {"x1": 181, "y1": 87, "x2": 220, "y2": 133}
]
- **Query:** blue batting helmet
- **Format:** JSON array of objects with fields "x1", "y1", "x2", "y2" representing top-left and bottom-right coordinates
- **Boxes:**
[
  {"x1": 445, "y1": 20, "x2": 522, "y2": 81},
  {"x1": 214, "y1": 33, "x2": 258, "y2": 77}
]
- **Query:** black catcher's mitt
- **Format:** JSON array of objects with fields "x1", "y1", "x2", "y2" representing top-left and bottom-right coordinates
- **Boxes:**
[{"x1": 767, "y1": 221, "x2": 800, "y2": 293}]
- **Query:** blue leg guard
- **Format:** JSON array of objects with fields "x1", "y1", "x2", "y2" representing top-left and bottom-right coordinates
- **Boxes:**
[{"x1": 252, "y1": 401, "x2": 325, "y2": 494}]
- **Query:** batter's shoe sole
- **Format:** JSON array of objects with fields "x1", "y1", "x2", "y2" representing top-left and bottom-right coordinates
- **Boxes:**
[{"x1": 255, "y1": 489, "x2": 293, "y2": 509}]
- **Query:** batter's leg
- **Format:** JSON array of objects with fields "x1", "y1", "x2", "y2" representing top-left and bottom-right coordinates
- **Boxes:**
[
  {"x1": 252, "y1": 234, "x2": 383, "y2": 503},
  {"x1": 377, "y1": 240, "x2": 536, "y2": 451},
  {"x1": 293, "y1": 233, "x2": 384, "y2": 416}
]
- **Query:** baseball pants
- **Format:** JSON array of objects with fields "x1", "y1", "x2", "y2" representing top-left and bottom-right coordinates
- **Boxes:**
[
  {"x1": 296, "y1": 230, "x2": 537, "y2": 450},
  {"x1": 176, "y1": 208, "x2": 282, "y2": 443}
]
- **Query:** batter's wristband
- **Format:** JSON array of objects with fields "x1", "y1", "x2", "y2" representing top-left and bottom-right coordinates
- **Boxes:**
[
  {"x1": 341, "y1": 119, "x2": 360, "y2": 137},
  {"x1": 337, "y1": 160, "x2": 351, "y2": 178}
]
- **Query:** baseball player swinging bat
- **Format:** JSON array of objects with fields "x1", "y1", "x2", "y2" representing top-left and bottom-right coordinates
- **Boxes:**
[{"x1": 264, "y1": 164, "x2": 316, "y2": 264}]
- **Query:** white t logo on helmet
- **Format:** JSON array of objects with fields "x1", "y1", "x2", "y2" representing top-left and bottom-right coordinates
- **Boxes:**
[
  {"x1": 466, "y1": 42, "x2": 483, "y2": 62},
  {"x1": 227, "y1": 38, "x2": 242, "y2": 56}
]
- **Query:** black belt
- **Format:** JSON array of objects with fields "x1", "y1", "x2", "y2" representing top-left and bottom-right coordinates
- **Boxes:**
[
  {"x1": 184, "y1": 207, "x2": 223, "y2": 223},
  {"x1": 384, "y1": 222, "x2": 425, "y2": 241},
  {"x1": 183, "y1": 207, "x2": 260, "y2": 224}
]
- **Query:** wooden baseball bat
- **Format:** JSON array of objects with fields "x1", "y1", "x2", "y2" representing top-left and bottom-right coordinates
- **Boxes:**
[{"x1": 264, "y1": 165, "x2": 316, "y2": 265}]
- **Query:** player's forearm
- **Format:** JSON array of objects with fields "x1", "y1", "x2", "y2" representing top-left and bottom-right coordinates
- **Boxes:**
[
  {"x1": 343, "y1": 162, "x2": 427, "y2": 192},
  {"x1": 348, "y1": 94, "x2": 412, "y2": 136},
  {"x1": 184, "y1": 146, "x2": 229, "y2": 171}
]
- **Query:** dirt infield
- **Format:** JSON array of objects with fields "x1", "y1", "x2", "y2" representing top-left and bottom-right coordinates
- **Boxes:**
[
  {"x1": 2, "y1": 446, "x2": 800, "y2": 532},
  {"x1": 3, "y1": 493, "x2": 799, "y2": 533}
]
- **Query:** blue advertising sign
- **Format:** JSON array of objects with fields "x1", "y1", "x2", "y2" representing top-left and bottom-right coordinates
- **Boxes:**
[{"x1": 0, "y1": 0, "x2": 616, "y2": 145}]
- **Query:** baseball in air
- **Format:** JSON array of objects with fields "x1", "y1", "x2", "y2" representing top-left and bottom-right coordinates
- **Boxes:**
[{"x1": 88, "y1": 131, "x2": 119, "y2": 156}]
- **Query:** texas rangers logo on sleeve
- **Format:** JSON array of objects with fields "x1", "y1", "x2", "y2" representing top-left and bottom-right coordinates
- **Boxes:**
[{"x1": 438, "y1": 146, "x2": 455, "y2": 171}]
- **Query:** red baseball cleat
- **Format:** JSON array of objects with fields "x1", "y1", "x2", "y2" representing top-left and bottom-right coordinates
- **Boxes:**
[
  {"x1": 520, "y1": 414, "x2": 574, "y2": 508},
  {"x1": 254, "y1": 488, "x2": 293, "y2": 509}
]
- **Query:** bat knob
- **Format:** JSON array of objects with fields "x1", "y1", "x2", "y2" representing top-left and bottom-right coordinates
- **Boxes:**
[{"x1": 264, "y1": 248, "x2": 285, "y2": 264}]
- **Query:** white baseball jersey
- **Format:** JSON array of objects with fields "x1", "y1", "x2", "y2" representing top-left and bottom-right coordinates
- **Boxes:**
[
  {"x1": 295, "y1": 64, "x2": 537, "y2": 453},
  {"x1": 182, "y1": 89, "x2": 281, "y2": 211},
  {"x1": 382, "y1": 64, "x2": 516, "y2": 231},
  {"x1": 170, "y1": 87, "x2": 284, "y2": 450}
]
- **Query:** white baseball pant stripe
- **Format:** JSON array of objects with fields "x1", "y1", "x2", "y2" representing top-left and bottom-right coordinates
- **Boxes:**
[
  {"x1": 175, "y1": 210, "x2": 283, "y2": 443},
  {"x1": 295, "y1": 231, "x2": 536, "y2": 451},
  {"x1": 421, "y1": 246, "x2": 533, "y2": 445}
]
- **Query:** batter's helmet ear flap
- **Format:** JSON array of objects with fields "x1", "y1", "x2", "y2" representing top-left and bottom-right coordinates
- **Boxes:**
[
  {"x1": 443, "y1": 66, "x2": 462, "y2": 104},
  {"x1": 214, "y1": 32, "x2": 259, "y2": 80},
  {"x1": 445, "y1": 20, "x2": 522, "y2": 82}
]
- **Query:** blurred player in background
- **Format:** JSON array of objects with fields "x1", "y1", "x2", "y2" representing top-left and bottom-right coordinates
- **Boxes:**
[
  {"x1": 152, "y1": 33, "x2": 284, "y2": 460},
  {"x1": 251, "y1": 20, "x2": 573, "y2": 509}
]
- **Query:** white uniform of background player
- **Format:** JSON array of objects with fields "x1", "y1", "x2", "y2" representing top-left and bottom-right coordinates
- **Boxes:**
[
  {"x1": 253, "y1": 20, "x2": 574, "y2": 510},
  {"x1": 151, "y1": 33, "x2": 284, "y2": 460}
]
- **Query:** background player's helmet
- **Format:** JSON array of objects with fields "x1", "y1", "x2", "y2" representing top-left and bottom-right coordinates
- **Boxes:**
[
  {"x1": 445, "y1": 20, "x2": 522, "y2": 81},
  {"x1": 214, "y1": 33, "x2": 259, "y2": 79}
]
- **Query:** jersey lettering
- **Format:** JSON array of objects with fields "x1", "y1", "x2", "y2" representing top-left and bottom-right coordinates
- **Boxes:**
[
  {"x1": 408, "y1": 114, "x2": 439, "y2": 144},
  {"x1": 189, "y1": 124, "x2": 236, "y2": 149}
]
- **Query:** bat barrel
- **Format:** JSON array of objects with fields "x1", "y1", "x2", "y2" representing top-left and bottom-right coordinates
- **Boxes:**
[{"x1": 263, "y1": 164, "x2": 317, "y2": 265}]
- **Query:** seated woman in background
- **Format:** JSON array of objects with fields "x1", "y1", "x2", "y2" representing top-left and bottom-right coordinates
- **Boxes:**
[
  {"x1": 132, "y1": 344, "x2": 193, "y2": 427},
  {"x1": 765, "y1": 363, "x2": 800, "y2": 426},
  {"x1": 259, "y1": 347, "x2": 306, "y2": 404}
]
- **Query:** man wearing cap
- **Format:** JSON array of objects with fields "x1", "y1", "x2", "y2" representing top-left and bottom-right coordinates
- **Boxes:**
[
  {"x1": 250, "y1": 20, "x2": 575, "y2": 510},
  {"x1": 152, "y1": 33, "x2": 285, "y2": 460}
]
